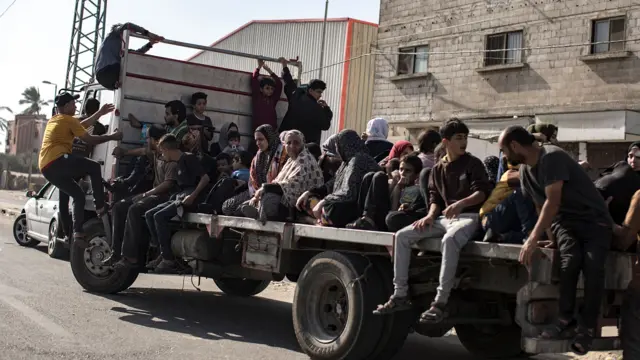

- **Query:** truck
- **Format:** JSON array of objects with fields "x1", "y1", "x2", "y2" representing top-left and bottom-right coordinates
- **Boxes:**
[{"x1": 64, "y1": 32, "x2": 639, "y2": 359}]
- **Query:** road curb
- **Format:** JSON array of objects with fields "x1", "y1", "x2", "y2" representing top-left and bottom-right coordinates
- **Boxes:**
[{"x1": 1, "y1": 208, "x2": 20, "y2": 217}]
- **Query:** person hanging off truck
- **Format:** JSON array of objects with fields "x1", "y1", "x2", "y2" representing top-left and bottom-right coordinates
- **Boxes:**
[
  {"x1": 38, "y1": 92, "x2": 123, "y2": 248},
  {"x1": 278, "y1": 58, "x2": 333, "y2": 145},
  {"x1": 94, "y1": 22, "x2": 164, "y2": 90}
]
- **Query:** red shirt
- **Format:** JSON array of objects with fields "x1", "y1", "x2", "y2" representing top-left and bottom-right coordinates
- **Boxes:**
[{"x1": 251, "y1": 68, "x2": 283, "y2": 130}]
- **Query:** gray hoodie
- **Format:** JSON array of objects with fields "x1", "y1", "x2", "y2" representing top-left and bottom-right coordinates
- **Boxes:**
[{"x1": 94, "y1": 22, "x2": 152, "y2": 74}]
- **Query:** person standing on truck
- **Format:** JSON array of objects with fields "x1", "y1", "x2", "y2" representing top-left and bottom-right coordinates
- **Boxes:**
[
  {"x1": 252, "y1": 59, "x2": 283, "y2": 131},
  {"x1": 278, "y1": 58, "x2": 332, "y2": 145},
  {"x1": 499, "y1": 125, "x2": 612, "y2": 355},
  {"x1": 186, "y1": 92, "x2": 214, "y2": 152},
  {"x1": 373, "y1": 119, "x2": 490, "y2": 324},
  {"x1": 38, "y1": 92, "x2": 123, "y2": 248},
  {"x1": 94, "y1": 23, "x2": 163, "y2": 90}
]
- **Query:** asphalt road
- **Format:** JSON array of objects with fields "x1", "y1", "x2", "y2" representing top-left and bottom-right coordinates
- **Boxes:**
[
  {"x1": 0, "y1": 215, "x2": 621, "y2": 360},
  {"x1": 0, "y1": 189, "x2": 27, "y2": 211}
]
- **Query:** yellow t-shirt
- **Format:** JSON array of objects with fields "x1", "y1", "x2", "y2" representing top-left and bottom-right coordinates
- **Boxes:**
[
  {"x1": 38, "y1": 114, "x2": 88, "y2": 170},
  {"x1": 479, "y1": 164, "x2": 520, "y2": 218}
]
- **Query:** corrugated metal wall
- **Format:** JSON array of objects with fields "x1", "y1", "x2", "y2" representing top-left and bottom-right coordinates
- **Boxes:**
[
  {"x1": 190, "y1": 21, "x2": 348, "y2": 143},
  {"x1": 343, "y1": 22, "x2": 377, "y2": 134}
]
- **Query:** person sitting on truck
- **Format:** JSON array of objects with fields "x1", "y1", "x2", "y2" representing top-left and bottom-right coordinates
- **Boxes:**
[
  {"x1": 209, "y1": 122, "x2": 239, "y2": 157},
  {"x1": 164, "y1": 100, "x2": 189, "y2": 146},
  {"x1": 296, "y1": 129, "x2": 380, "y2": 227},
  {"x1": 222, "y1": 124, "x2": 288, "y2": 216},
  {"x1": 94, "y1": 23, "x2": 163, "y2": 90},
  {"x1": 379, "y1": 140, "x2": 414, "y2": 168},
  {"x1": 186, "y1": 92, "x2": 214, "y2": 152},
  {"x1": 483, "y1": 155, "x2": 500, "y2": 189},
  {"x1": 321, "y1": 134, "x2": 339, "y2": 158},
  {"x1": 364, "y1": 118, "x2": 393, "y2": 161},
  {"x1": 373, "y1": 119, "x2": 490, "y2": 325},
  {"x1": 39, "y1": 92, "x2": 123, "y2": 248},
  {"x1": 144, "y1": 134, "x2": 216, "y2": 273},
  {"x1": 221, "y1": 130, "x2": 245, "y2": 155},
  {"x1": 500, "y1": 125, "x2": 612, "y2": 355},
  {"x1": 347, "y1": 153, "x2": 423, "y2": 231},
  {"x1": 417, "y1": 129, "x2": 441, "y2": 169},
  {"x1": 240, "y1": 130, "x2": 324, "y2": 222},
  {"x1": 251, "y1": 59, "x2": 283, "y2": 131},
  {"x1": 111, "y1": 125, "x2": 178, "y2": 267},
  {"x1": 231, "y1": 150, "x2": 252, "y2": 183},
  {"x1": 278, "y1": 58, "x2": 333, "y2": 145}
]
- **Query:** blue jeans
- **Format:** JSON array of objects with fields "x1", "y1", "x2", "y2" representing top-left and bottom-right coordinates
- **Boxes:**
[
  {"x1": 145, "y1": 200, "x2": 179, "y2": 260},
  {"x1": 483, "y1": 188, "x2": 537, "y2": 244}
]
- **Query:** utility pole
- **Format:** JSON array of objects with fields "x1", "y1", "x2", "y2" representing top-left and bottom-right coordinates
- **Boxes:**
[
  {"x1": 64, "y1": 0, "x2": 107, "y2": 92},
  {"x1": 318, "y1": 0, "x2": 329, "y2": 80}
]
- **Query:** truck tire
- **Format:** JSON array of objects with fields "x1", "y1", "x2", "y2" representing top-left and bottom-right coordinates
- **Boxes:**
[
  {"x1": 70, "y1": 218, "x2": 139, "y2": 294},
  {"x1": 47, "y1": 219, "x2": 69, "y2": 260},
  {"x1": 622, "y1": 289, "x2": 640, "y2": 359},
  {"x1": 292, "y1": 251, "x2": 385, "y2": 360},
  {"x1": 455, "y1": 317, "x2": 524, "y2": 359},
  {"x1": 13, "y1": 214, "x2": 38, "y2": 247},
  {"x1": 214, "y1": 278, "x2": 270, "y2": 297}
]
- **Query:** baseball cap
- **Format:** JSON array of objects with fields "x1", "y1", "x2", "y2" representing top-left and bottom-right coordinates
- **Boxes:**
[{"x1": 54, "y1": 92, "x2": 80, "y2": 107}]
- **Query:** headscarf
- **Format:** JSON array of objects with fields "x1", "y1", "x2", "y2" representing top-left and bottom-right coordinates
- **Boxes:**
[
  {"x1": 249, "y1": 124, "x2": 287, "y2": 194},
  {"x1": 629, "y1": 141, "x2": 640, "y2": 152},
  {"x1": 379, "y1": 140, "x2": 413, "y2": 166},
  {"x1": 217, "y1": 122, "x2": 237, "y2": 150},
  {"x1": 366, "y1": 118, "x2": 389, "y2": 142},
  {"x1": 274, "y1": 133, "x2": 324, "y2": 207},
  {"x1": 324, "y1": 130, "x2": 381, "y2": 204},
  {"x1": 321, "y1": 134, "x2": 339, "y2": 156},
  {"x1": 483, "y1": 155, "x2": 500, "y2": 184}
]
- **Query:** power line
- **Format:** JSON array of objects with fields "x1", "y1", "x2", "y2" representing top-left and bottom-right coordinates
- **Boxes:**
[{"x1": 0, "y1": 0, "x2": 18, "y2": 20}]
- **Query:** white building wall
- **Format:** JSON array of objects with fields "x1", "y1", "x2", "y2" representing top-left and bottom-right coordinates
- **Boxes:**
[{"x1": 189, "y1": 21, "x2": 348, "y2": 143}]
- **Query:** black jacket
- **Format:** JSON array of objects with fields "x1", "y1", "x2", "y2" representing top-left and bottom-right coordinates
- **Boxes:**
[{"x1": 278, "y1": 66, "x2": 332, "y2": 144}]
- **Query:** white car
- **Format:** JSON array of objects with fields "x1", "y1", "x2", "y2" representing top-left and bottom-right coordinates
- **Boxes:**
[{"x1": 13, "y1": 182, "x2": 69, "y2": 259}]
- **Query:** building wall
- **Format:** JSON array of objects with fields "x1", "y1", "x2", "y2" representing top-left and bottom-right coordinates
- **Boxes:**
[
  {"x1": 189, "y1": 21, "x2": 348, "y2": 142},
  {"x1": 373, "y1": 0, "x2": 640, "y2": 127},
  {"x1": 8, "y1": 115, "x2": 46, "y2": 155}
]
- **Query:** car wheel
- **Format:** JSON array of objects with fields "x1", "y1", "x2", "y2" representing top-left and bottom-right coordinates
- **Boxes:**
[
  {"x1": 47, "y1": 219, "x2": 69, "y2": 260},
  {"x1": 13, "y1": 214, "x2": 38, "y2": 247}
]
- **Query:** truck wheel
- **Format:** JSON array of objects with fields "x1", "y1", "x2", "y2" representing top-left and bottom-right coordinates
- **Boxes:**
[
  {"x1": 214, "y1": 278, "x2": 270, "y2": 297},
  {"x1": 455, "y1": 319, "x2": 524, "y2": 359},
  {"x1": 292, "y1": 251, "x2": 385, "y2": 360},
  {"x1": 70, "y1": 218, "x2": 139, "y2": 294},
  {"x1": 13, "y1": 214, "x2": 38, "y2": 247},
  {"x1": 622, "y1": 289, "x2": 640, "y2": 359},
  {"x1": 47, "y1": 219, "x2": 69, "y2": 260}
]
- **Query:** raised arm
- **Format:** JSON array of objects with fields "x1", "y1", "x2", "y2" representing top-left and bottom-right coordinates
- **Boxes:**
[
  {"x1": 252, "y1": 59, "x2": 263, "y2": 95},
  {"x1": 262, "y1": 63, "x2": 283, "y2": 102},
  {"x1": 80, "y1": 104, "x2": 114, "y2": 128},
  {"x1": 280, "y1": 61, "x2": 297, "y2": 100}
]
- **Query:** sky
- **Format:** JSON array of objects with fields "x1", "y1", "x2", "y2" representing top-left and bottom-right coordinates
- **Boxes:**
[{"x1": 0, "y1": 0, "x2": 380, "y2": 145}]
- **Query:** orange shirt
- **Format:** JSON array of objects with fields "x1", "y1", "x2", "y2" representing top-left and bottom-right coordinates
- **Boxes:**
[{"x1": 38, "y1": 114, "x2": 87, "y2": 170}]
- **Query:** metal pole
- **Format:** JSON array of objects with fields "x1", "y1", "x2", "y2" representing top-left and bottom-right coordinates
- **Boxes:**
[{"x1": 318, "y1": 0, "x2": 329, "y2": 80}]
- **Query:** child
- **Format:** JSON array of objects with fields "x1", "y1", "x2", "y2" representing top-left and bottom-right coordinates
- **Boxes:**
[
  {"x1": 386, "y1": 158, "x2": 401, "y2": 185},
  {"x1": 390, "y1": 154, "x2": 423, "y2": 211},
  {"x1": 232, "y1": 150, "x2": 252, "y2": 183},
  {"x1": 252, "y1": 59, "x2": 283, "y2": 130},
  {"x1": 221, "y1": 130, "x2": 245, "y2": 155},
  {"x1": 215, "y1": 153, "x2": 232, "y2": 180},
  {"x1": 186, "y1": 92, "x2": 214, "y2": 152}
]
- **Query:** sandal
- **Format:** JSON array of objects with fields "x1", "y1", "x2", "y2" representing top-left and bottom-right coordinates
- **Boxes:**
[
  {"x1": 571, "y1": 327, "x2": 594, "y2": 356},
  {"x1": 539, "y1": 318, "x2": 577, "y2": 339},
  {"x1": 346, "y1": 216, "x2": 377, "y2": 231},
  {"x1": 373, "y1": 295, "x2": 412, "y2": 315},
  {"x1": 419, "y1": 302, "x2": 447, "y2": 324}
]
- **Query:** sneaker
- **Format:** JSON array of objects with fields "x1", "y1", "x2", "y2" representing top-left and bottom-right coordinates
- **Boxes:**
[
  {"x1": 154, "y1": 259, "x2": 180, "y2": 274},
  {"x1": 146, "y1": 255, "x2": 163, "y2": 270},
  {"x1": 113, "y1": 257, "x2": 136, "y2": 270}
]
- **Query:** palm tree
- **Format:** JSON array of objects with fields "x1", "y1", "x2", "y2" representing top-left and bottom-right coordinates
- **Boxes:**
[
  {"x1": 19, "y1": 87, "x2": 49, "y2": 115},
  {"x1": 0, "y1": 106, "x2": 11, "y2": 132}
]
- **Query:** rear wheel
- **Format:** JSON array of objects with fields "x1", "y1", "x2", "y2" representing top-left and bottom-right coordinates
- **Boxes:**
[
  {"x1": 214, "y1": 278, "x2": 270, "y2": 297},
  {"x1": 47, "y1": 219, "x2": 69, "y2": 260},
  {"x1": 292, "y1": 251, "x2": 385, "y2": 360},
  {"x1": 70, "y1": 218, "x2": 139, "y2": 294},
  {"x1": 13, "y1": 214, "x2": 38, "y2": 247}
]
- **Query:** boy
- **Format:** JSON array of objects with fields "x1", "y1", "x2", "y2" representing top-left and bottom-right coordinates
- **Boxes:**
[
  {"x1": 221, "y1": 130, "x2": 245, "y2": 155},
  {"x1": 391, "y1": 154, "x2": 423, "y2": 211},
  {"x1": 251, "y1": 59, "x2": 283, "y2": 131},
  {"x1": 215, "y1": 153, "x2": 233, "y2": 180},
  {"x1": 186, "y1": 92, "x2": 214, "y2": 151},
  {"x1": 144, "y1": 134, "x2": 216, "y2": 273},
  {"x1": 232, "y1": 150, "x2": 252, "y2": 183},
  {"x1": 374, "y1": 119, "x2": 490, "y2": 324}
]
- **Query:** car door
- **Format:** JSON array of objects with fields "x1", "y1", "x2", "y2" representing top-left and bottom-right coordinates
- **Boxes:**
[
  {"x1": 38, "y1": 187, "x2": 60, "y2": 239},
  {"x1": 33, "y1": 185, "x2": 57, "y2": 237}
]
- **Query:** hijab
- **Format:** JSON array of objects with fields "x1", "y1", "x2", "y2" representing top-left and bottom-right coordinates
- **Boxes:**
[
  {"x1": 321, "y1": 134, "x2": 339, "y2": 156},
  {"x1": 217, "y1": 122, "x2": 237, "y2": 150},
  {"x1": 379, "y1": 140, "x2": 413, "y2": 166},
  {"x1": 274, "y1": 132, "x2": 324, "y2": 207},
  {"x1": 365, "y1": 118, "x2": 390, "y2": 142},
  {"x1": 249, "y1": 124, "x2": 287, "y2": 193},
  {"x1": 483, "y1": 155, "x2": 500, "y2": 184}
]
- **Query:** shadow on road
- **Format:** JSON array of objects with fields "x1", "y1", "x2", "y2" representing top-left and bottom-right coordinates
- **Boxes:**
[{"x1": 104, "y1": 287, "x2": 301, "y2": 353}]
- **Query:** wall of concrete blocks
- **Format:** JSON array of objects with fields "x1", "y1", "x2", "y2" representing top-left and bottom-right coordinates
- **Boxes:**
[{"x1": 373, "y1": 0, "x2": 640, "y2": 127}]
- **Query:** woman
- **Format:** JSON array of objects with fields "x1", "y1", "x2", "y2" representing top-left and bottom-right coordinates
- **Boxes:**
[
  {"x1": 379, "y1": 140, "x2": 414, "y2": 168},
  {"x1": 240, "y1": 130, "x2": 324, "y2": 222},
  {"x1": 296, "y1": 129, "x2": 380, "y2": 227},
  {"x1": 365, "y1": 118, "x2": 393, "y2": 161},
  {"x1": 483, "y1": 155, "x2": 500, "y2": 189},
  {"x1": 209, "y1": 122, "x2": 239, "y2": 157},
  {"x1": 321, "y1": 134, "x2": 339, "y2": 157},
  {"x1": 221, "y1": 124, "x2": 287, "y2": 216},
  {"x1": 417, "y1": 129, "x2": 441, "y2": 169}
]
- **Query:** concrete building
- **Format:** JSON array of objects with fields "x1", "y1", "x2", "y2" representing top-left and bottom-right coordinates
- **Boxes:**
[
  {"x1": 6, "y1": 115, "x2": 46, "y2": 155},
  {"x1": 187, "y1": 18, "x2": 378, "y2": 142},
  {"x1": 373, "y1": 0, "x2": 640, "y2": 169}
]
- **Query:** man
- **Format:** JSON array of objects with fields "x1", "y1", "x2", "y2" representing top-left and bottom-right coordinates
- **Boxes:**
[
  {"x1": 39, "y1": 92, "x2": 122, "y2": 248},
  {"x1": 94, "y1": 22, "x2": 163, "y2": 90},
  {"x1": 499, "y1": 125, "x2": 612, "y2": 355},
  {"x1": 373, "y1": 119, "x2": 490, "y2": 324},
  {"x1": 278, "y1": 58, "x2": 332, "y2": 144}
]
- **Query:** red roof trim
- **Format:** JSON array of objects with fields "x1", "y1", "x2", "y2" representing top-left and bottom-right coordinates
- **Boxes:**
[{"x1": 185, "y1": 17, "x2": 378, "y2": 61}]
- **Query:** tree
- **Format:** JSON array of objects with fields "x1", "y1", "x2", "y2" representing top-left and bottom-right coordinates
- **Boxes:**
[
  {"x1": 19, "y1": 87, "x2": 49, "y2": 116},
  {"x1": 0, "y1": 106, "x2": 11, "y2": 132}
]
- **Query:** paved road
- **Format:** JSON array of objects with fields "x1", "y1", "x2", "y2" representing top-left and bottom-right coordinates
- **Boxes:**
[
  {"x1": 0, "y1": 189, "x2": 27, "y2": 211},
  {"x1": 0, "y1": 215, "x2": 621, "y2": 360}
]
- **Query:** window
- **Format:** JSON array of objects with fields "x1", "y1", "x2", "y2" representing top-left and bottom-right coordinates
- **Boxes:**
[
  {"x1": 591, "y1": 17, "x2": 625, "y2": 54},
  {"x1": 484, "y1": 31, "x2": 523, "y2": 66},
  {"x1": 48, "y1": 188, "x2": 59, "y2": 202},
  {"x1": 397, "y1": 45, "x2": 429, "y2": 75}
]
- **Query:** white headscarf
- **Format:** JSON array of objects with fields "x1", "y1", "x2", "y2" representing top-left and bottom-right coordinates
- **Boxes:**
[{"x1": 366, "y1": 118, "x2": 389, "y2": 142}]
